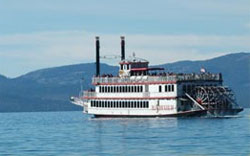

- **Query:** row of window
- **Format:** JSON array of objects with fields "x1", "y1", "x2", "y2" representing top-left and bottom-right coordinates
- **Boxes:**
[
  {"x1": 159, "y1": 84, "x2": 175, "y2": 92},
  {"x1": 99, "y1": 85, "x2": 143, "y2": 93},
  {"x1": 90, "y1": 100, "x2": 149, "y2": 108}
]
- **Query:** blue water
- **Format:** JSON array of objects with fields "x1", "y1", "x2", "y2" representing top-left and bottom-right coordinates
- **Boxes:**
[{"x1": 0, "y1": 110, "x2": 249, "y2": 156}]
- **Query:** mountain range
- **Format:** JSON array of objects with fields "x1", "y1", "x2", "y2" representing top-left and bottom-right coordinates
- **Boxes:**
[{"x1": 0, "y1": 52, "x2": 249, "y2": 112}]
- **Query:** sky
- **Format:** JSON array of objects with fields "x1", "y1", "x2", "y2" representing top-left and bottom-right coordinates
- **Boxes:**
[{"x1": 0, "y1": 0, "x2": 250, "y2": 78}]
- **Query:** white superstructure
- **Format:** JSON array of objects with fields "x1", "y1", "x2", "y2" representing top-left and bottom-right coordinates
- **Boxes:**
[{"x1": 70, "y1": 37, "x2": 243, "y2": 117}]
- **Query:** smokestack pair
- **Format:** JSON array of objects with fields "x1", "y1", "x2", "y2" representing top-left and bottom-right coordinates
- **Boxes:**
[{"x1": 95, "y1": 36, "x2": 125, "y2": 76}]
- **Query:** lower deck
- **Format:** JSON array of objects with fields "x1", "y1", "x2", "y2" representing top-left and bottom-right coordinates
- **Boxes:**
[{"x1": 85, "y1": 99, "x2": 179, "y2": 116}]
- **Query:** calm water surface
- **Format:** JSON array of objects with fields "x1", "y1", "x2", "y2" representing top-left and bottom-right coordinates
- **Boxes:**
[{"x1": 0, "y1": 109, "x2": 249, "y2": 156}]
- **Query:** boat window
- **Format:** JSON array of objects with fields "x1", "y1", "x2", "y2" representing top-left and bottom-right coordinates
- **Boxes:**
[
  {"x1": 159, "y1": 85, "x2": 162, "y2": 92},
  {"x1": 140, "y1": 86, "x2": 143, "y2": 92},
  {"x1": 165, "y1": 85, "x2": 168, "y2": 92},
  {"x1": 136, "y1": 101, "x2": 139, "y2": 108},
  {"x1": 168, "y1": 85, "x2": 171, "y2": 92},
  {"x1": 127, "y1": 64, "x2": 130, "y2": 70},
  {"x1": 121, "y1": 64, "x2": 124, "y2": 70},
  {"x1": 172, "y1": 85, "x2": 174, "y2": 92},
  {"x1": 133, "y1": 86, "x2": 136, "y2": 92}
]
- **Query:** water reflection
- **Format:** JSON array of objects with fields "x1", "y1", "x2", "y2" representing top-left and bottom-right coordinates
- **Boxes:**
[
  {"x1": 90, "y1": 117, "x2": 178, "y2": 128},
  {"x1": 88, "y1": 117, "x2": 178, "y2": 155}
]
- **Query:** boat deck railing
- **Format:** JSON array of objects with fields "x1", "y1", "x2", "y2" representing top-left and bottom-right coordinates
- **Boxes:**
[{"x1": 92, "y1": 73, "x2": 222, "y2": 84}]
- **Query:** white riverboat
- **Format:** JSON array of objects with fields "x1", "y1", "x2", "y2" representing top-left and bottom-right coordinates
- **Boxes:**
[{"x1": 70, "y1": 36, "x2": 243, "y2": 117}]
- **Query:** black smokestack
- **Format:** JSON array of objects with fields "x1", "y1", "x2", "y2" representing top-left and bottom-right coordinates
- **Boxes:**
[
  {"x1": 95, "y1": 36, "x2": 100, "y2": 77},
  {"x1": 121, "y1": 36, "x2": 125, "y2": 60}
]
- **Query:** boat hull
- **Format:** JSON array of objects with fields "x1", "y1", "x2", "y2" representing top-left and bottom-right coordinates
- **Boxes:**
[{"x1": 93, "y1": 110, "x2": 207, "y2": 118}]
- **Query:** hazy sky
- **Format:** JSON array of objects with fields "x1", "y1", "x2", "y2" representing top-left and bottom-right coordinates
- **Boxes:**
[{"x1": 0, "y1": 0, "x2": 250, "y2": 77}]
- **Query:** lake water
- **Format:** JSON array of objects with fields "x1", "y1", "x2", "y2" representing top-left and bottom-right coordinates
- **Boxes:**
[{"x1": 0, "y1": 109, "x2": 249, "y2": 156}]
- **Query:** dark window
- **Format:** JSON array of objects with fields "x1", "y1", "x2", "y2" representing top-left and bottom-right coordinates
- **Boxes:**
[
  {"x1": 159, "y1": 85, "x2": 162, "y2": 92},
  {"x1": 136, "y1": 101, "x2": 140, "y2": 108},
  {"x1": 128, "y1": 101, "x2": 131, "y2": 108},
  {"x1": 168, "y1": 85, "x2": 171, "y2": 92},
  {"x1": 165, "y1": 85, "x2": 168, "y2": 92},
  {"x1": 140, "y1": 86, "x2": 143, "y2": 92},
  {"x1": 172, "y1": 85, "x2": 174, "y2": 92},
  {"x1": 121, "y1": 64, "x2": 124, "y2": 70}
]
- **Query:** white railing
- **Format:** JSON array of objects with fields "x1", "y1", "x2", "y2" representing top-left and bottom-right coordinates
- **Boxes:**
[{"x1": 92, "y1": 73, "x2": 221, "y2": 84}]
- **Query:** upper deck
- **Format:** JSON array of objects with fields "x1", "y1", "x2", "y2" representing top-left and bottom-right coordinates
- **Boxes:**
[{"x1": 92, "y1": 73, "x2": 222, "y2": 85}]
